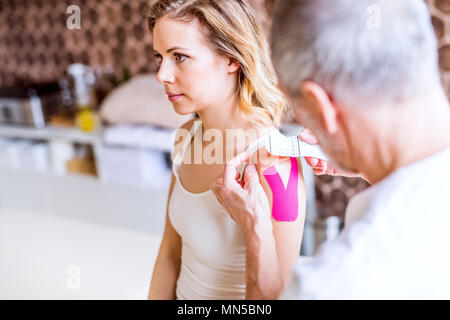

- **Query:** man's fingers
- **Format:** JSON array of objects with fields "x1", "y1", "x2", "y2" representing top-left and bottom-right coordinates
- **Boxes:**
[
  {"x1": 213, "y1": 176, "x2": 223, "y2": 186},
  {"x1": 228, "y1": 151, "x2": 250, "y2": 168},
  {"x1": 304, "y1": 156, "x2": 319, "y2": 168},
  {"x1": 223, "y1": 152, "x2": 250, "y2": 186},
  {"x1": 243, "y1": 164, "x2": 259, "y2": 185},
  {"x1": 210, "y1": 177, "x2": 222, "y2": 196},
  {"x1": 305, "y1": 157, "x2": 329, "y2": 171},
  {"x1": 305, "y1": 156, "x2": 332, "y2": 175},
  {"x1": 300, "y1": 131, "x2": 336, "y2": 176},
  {"x1": 313, "y1": 168, "x2": 326, "y2": 175},
  {"x1": 210, "y1": 178, "x2": 227, "y2": 208},
  {"x1": 298, "y1": 128, "x2": 319, "y2": 144}
]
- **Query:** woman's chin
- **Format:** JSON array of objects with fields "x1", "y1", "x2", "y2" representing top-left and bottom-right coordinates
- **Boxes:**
[{"x1": 172, "y1": 105, "x2": 197, "y2": 116}]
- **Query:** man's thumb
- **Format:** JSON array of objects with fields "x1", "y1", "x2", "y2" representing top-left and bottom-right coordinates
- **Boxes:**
[
  {"x1": 298, "y1": 129, "x2": 319, "y2": 144},
  {"x1": 243, "y1": 164, "x2": 259, "y2": 186}
]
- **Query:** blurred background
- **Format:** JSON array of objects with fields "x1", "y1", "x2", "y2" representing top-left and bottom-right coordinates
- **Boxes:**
[{"x1": 0, "y1": 0, "x2": 448, "y2": 299}]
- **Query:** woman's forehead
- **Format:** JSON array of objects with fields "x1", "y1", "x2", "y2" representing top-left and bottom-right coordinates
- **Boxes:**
[{"x1": 153, "y1": 16, "x2": 208, "y2": 53}]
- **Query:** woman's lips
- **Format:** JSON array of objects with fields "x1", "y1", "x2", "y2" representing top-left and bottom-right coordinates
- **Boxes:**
[{"x1": 168, "y1": 94, "x2": 183, "y2": 102}]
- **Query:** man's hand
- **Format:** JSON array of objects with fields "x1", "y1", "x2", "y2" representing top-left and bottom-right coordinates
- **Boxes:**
[
  {"x1": 211, "y1": 152, "x2": 283, "y2": 299},
  {"x1": 299, "y1": 129, "x2": 367, "y2": 181},
  {"x1": 211, "y1": 152, "x2": 272, "y2": 237}
]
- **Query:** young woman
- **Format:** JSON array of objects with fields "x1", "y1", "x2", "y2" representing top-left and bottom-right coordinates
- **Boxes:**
[{"x1": 147, "y1": 0, "x2": 306, "y2": 300}]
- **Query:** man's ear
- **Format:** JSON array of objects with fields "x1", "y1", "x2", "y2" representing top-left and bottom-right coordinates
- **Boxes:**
[
  {"x1": 300, "y1": 81, "x2": 339, "y2": 135},
  {"x1": 227, "y1": 58, "x2": 240, "y2": 74}
]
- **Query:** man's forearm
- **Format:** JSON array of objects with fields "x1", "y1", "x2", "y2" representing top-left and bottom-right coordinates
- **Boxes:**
[{"x1": 245, "y1": 219, "x2": 284, "y2": 300}]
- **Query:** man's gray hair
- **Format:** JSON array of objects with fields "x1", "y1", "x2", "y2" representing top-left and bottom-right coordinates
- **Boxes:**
[{"x1": 270, "y1": 0, "x2": 441, "y2": 107}]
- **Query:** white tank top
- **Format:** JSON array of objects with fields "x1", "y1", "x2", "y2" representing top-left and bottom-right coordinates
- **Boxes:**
[{"x1": 169, "y1": 122, "x2": 247, "y2": 300}]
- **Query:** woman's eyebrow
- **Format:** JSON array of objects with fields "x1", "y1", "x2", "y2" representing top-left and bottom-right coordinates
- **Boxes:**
[{"x1": 154, "y1": 46, "x2": 189, "y2": 55}]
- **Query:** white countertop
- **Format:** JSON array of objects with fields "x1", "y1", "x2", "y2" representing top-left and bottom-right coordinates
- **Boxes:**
[{"x1": 0, "y1": 124, "x2": 101, "y2": 145}]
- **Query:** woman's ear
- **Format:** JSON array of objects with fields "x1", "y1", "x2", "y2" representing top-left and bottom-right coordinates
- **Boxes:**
[{"x1": 227, "y1": 58, "x2": 240, "y2": 74}]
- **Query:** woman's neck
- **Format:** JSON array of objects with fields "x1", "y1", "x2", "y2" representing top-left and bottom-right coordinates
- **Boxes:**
[
  {"x1": 196, "y1": 99, "x2": 275, "y2": 162},
  {"x1": 197, "y1": 101, "x2": 254, "y2": 133}
]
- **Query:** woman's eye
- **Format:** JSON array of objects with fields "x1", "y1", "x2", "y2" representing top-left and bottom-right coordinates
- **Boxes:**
[{"x1": 174, "y1": 53, "x2": 186, "y2": 63}]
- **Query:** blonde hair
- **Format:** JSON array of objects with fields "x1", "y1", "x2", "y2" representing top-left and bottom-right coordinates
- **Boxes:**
[{"x1": 148, "y1": 0, "x2": 287, "y2": 127}]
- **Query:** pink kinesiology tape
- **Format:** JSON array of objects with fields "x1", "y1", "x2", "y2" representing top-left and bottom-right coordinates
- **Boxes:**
[{"x1": 263, "y1": 157, "x2": 299, "y2": 222}]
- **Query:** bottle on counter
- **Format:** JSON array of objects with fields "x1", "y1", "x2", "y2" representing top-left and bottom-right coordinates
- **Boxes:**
[{"x1": 67, "y1": 63, "x2": 100, "y2": 132}]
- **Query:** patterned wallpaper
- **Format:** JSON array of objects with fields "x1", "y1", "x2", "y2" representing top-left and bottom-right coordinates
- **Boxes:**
[
  {"x1": 0, "y1": 0, "x2": 154, "y2": 86},
  {"x1": 429, "y1": 0, "x2": 450, "y2": 97},
  {"x1": 0, "y1": 0, "x2": 271, "y2": 87},
  {"x1": 0, "y1": 0, "x2": 444, "y2": 218},
  {"x1": 1, "y1": 1, "x2": 446, "y2": 87}
]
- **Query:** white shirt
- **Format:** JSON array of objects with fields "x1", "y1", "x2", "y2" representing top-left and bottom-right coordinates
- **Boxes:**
[{"x1": 280, "y1": 146, "x2": 450, "y2": 299}]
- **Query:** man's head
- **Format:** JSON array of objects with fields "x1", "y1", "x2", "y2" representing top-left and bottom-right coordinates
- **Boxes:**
[{"x1": 270, "y1": 0, "x2": 441, "y2": 172}]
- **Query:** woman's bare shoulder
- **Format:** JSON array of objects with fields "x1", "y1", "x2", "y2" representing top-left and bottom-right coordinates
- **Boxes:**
[
  {"x1": 256, "y1": 150, "x2": 296, "y2": 175},
  {"x1": 256, "y1": 152, "x2": 305, "y2": 198},
  {"x1": 173, "y1": 118, "x2": 198, "y2": 144},
  {"x1": 179, "y1": 118, "x2": 197, "y2": 131}
]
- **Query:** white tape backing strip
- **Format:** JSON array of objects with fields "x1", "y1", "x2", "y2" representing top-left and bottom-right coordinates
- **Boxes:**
[{"x1": 246, "y1": 131, "x2": 328, "y2": 160}]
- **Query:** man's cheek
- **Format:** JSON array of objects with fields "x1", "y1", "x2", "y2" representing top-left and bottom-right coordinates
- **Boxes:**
[{"x1": 262, "y1": 157, "x2": 299, "y2": 222}]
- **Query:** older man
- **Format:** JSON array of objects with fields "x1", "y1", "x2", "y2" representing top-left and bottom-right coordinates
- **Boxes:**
[{"x1": 211, "y1": 0, "x2": 450, "y2": 299}]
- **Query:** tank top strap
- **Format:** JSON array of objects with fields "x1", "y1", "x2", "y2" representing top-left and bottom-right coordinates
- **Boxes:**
[{"x1": 172, "y1": 119, "x2": 203, "y2": 178}]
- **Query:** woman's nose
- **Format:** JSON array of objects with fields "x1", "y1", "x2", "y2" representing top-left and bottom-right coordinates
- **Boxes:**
[{"x1": 156, "y1": 61, "x2": 175, "y2": 84}]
